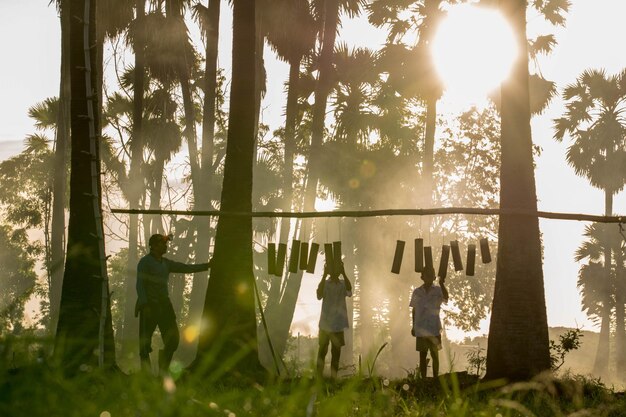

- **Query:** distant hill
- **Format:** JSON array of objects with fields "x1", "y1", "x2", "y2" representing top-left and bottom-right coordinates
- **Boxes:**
[{"x1": 0, "y1": 140, "x2": 23, "y2": 161}]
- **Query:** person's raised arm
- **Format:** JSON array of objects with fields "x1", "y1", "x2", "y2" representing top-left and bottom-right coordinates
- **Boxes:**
[
  {"x1": 167, "y1": 258, "x2": 211, "y2": 274},
  {"x1": 438, "y1": 276, "x2": 449, "y2": 303},
  {"x1": 317, "y1": 264, "x2": 329, "y2": 300},
  {"x1": 339, "y1": 262, "x2": 352, "y2": 294}
]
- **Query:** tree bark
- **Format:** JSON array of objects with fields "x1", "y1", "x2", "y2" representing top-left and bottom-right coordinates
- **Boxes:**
[
  {"x1": 121, "y1": 0, "x2": 146, "y2": 364},
  {"x1": 50, "y1": 0, "x2": 71, "y2": 336},
  {"x1": 55, "y1": 0, "x2": 115, "y2": 371},
  {"x1": 195, "y1": 0, "x2": 261, "y2": 375},
  {"x1": 485, "y1": 0, "x2": 551, "y2": 381}
]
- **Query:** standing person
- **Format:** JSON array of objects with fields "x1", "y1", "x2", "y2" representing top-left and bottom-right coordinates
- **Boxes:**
[
  {"x1": 409, "y1": 266, "x2": 449, "y2": 378},
  {"x1": 135, "y1": 233, "x2": 211, "y2": 374},
  {"x1": 316, "y1": 261, "x2": 352, "y2": 379}
]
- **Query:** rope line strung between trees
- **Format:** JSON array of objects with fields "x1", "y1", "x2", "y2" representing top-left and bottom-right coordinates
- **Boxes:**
[{"x1": 111, "y1": 207, "x2": 626, "y2": 223}]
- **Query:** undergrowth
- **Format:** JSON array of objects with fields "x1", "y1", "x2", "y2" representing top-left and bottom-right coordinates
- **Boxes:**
[{"x1": 1, "y1": 361, "x2": 625, "y2": 417}]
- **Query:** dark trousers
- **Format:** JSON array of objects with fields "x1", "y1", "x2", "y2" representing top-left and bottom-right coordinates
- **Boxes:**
[{"x1": 139, "y1": 299, "x2": 179, "y2": 371}]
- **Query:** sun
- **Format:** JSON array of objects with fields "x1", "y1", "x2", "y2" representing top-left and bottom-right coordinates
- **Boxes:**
[{"x1": 431, "y1": 4, "x2": 517, "y2": 104}]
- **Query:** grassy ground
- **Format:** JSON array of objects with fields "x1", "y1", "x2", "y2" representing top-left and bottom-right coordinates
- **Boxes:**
[{"x1": 2, "y1": 362, "x2": 625, "y2": 417}]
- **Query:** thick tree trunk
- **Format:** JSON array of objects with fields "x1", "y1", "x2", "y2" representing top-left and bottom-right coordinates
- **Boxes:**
[
  {"x1": 195, "y1": 0, "x2": 260, "y2": 375},
  {"x1": 50, "y1": 0, "x2": 70, "y2": 336},
  {"x1": 485, "y1": 0, "x2": 551, "y2": 381},
  {"x1": 614, "y1": 243, "x2": 626, "y2": 375},
  {"x1": 55, "y1": 0, "x2": 114, "y2": 371}
]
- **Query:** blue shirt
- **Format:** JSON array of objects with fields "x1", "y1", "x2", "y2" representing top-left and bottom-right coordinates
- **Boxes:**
[{"x1": 136, "y1": 253, "x2": 209, "y2": 305}]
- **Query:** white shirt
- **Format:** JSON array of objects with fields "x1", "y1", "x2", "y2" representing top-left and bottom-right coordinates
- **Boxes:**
[
  {"x1": 409, "y1": 284, "x2": 444, "y2": 337},
  {"x1": 319, "y1": 279, "x2": 352, "y2": 332}
]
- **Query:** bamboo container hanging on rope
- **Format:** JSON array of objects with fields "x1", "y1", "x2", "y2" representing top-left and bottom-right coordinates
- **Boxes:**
[
  {"x1": 414, "y1": 238, "x2": 424, "y2": 272},
  {"x1": 267, "y1": 243, "x2": 277, "y2": 276},
  {"x1": 424, "y1": 246, "x2": 434, "y2": 271},
  {"x1": 480, "y1": 237, "x2": 491, "y2": 263},
  {"x1": 299, "y1": 242, "x2": 309, "y2": 270},
  {"x1": 391, "y1": 240, "x2": 405, "y2": 274},
  {"x1": 333, "y1": 241, "x2": 343, "y2": 273},
  {"x1": 450, "y1": 240, "x2": 463, "y2": 271},
  {"x1": 306, "y1": 242, "x2": 319, "y2": 273},
  {"x1": 438, "y1": 245, "x2": 450, "y2": 279},
  {"x1": 466, "y1": 244, "x2": 476, "y2": 276},
  {"x1": 276, "y1": 243, "x2": 287, "y2": 276},
  {"x1": 288, "y1": 240, "x2": 301, "y2": 273},
  {"x1": 324, "y1": 243, "x2": 334, "y2": 275}
]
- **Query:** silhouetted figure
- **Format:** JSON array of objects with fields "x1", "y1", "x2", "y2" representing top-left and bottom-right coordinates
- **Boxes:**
[
  {"x1": 410, "y1": 267, "x2": 448, "y2": 378},
  {"x1": 316, "y1": 261, "x2": 352, "y2": 379},
  {"x1": 135, "y1": 233, "x2": 211, "y2": 375}
]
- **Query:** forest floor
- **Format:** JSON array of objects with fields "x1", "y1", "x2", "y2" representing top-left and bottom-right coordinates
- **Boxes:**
[{"x1": 2, "y1": 364, "x2": 626, "y2": 417}]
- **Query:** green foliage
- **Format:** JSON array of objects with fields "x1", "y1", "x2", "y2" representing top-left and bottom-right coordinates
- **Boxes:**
[
  {"x1": 0, "y1": 224, "x2": 42, "y2": 333},
  {"x1": 1, "y1": 362, "x2": 625, "y2": 417},
  {"x1": 465, "y1": 345, "x2": 486, "y2": 377},
  {"x1": 549, "y1": 328, "x2": 583, "y2": 371}
]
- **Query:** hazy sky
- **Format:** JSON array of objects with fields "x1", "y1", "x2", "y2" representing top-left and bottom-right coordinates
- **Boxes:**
[{"x1": 1, "y1": 0, "x2": 626, "y2": 340}]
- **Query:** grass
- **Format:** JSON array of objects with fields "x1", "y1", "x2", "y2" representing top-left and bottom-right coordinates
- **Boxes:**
[{"x1": 2, "y1": 359, "x2": 626, "y2": 417}]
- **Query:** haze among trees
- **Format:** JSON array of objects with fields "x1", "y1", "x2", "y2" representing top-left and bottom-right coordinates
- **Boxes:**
[{"x1": 1, "y1": 0, "x2": 626, "y2": 388}]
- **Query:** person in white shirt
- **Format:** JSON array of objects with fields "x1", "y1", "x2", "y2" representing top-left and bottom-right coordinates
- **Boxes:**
[
  {"x1": 409, "y1": 266, "x2": 449, "y2": 378},
  {"x1": 316, "y1": 261, "x2": 352, "y2": 379}
]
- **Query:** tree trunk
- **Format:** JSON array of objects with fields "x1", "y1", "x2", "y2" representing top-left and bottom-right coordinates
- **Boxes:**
[
  {"x1": 121, "y1": 0, "x2": 146, "y2": 364},
  {"x1": 302, "y1": 0, "x2": 338, "y2": 212},
  {"x1": 55, "y1": 0, "x2": 115, "y2": 371},
  {"x1": 485, "y1": 0, "x2": 551, "y2": 381},
  {"x1": 195, "y1": 0, "x2": 260, "y2": 375},
  {"x1": 593, "y1": 192, "x2": 614, "y2": 375},
  {"x1": 187, "y1": 0, "x2": 222, "y2": 341},
  {"x1": 50, "y1": 0, "x2": 71, "y2": 336},
  {"x1": 614, "y1": 236, "x2": 626, "y2": 375}
]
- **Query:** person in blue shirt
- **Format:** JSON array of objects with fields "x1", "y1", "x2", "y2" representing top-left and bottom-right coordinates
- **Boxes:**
[
  {"x1": 316, "y1": 261, "x2": 352, "y2": 379},
  {"x1": 409, "y1": 267, "x2": 449, "y2": 378},
  {"x1": 135, "y1": 233, "x2": 211, "y2": 374}
]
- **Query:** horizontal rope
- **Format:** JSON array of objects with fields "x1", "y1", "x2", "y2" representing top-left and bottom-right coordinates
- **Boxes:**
[{"x1": 110, "y1": 207, "x2": 626, "y2": 223}]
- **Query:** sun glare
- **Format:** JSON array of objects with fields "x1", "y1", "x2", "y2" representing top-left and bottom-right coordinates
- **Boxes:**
[{"x1": 431, "y1": 4, "x2": 517, "y2": 104}]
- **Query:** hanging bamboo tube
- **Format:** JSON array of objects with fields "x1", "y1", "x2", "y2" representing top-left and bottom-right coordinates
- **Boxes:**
[
  {"x1": 391, "y1": 240, "x2": 405, "y2": 274},
  {"x1": 424, "y1": 246, "x2": 434, "y2": 271},
  {"x1": 414, "y1": 238, "x2": 424, "y2": 272},
  {"x1": 438, "y1": 245, "x2": 450, "y2": 279},
  {"x1": 288, "y1": 239, "x2": 301, "y2": 273},
  {"x1": 324, "y1": 243, "x2": 334, "y2": 275},
  {"x1": 267, "y1": 243, "x2": 277, "y2": 276},
  {"x1": 306, "y1": 242, "x2": 319, "y2": 273},
  {"x1": 450, "y1": 240, "x2": 463, "y2": 271},
  {"x1": 480, "y1": 237, "x2": 491, "y2": 263},
  {"x1": 299, "y1": 241, "x2": 309, "y2": 270},
  {"x1": 466, "y1": 244, "x2": 476, "y2": 276},
  {"x1": 276, "y1": 243, "x2": 287, "y2": 276},
  {"x1": 333, "y1": 241, "x2": 343, "y2": 273}
]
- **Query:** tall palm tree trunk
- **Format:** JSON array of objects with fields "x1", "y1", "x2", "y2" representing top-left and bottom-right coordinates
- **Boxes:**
[
  {"x1": 55, "y1": 0, "x2": 115, "y2": 371},
  {"x1": 593, "y1": 191, "x2": 614, "y2": 375},
  {"x1": 485, "y1": 0, "x2": 550, "y2": 381},
  {"x1": 189, "y1": 0, "x2": 222, "y2": 337},
  {"x1": 195, "y1": 0, "x2": 260, "y2": 375},
  {"x1": 302, "y1": 0, "x2": 338, "y2": 212},
  {"x1": 50, "y1": 0, "x2": 71, "y2": 336},
  {"x1": 122, "y1": 0, "x2": 146, "y2": 363},
  {"x1": 614, "y1": 236, "x2": 626, "y2": 375}
]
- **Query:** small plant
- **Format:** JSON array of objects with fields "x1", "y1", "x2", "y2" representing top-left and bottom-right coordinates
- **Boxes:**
[
  {"x1": 549, "y1": 328, "x2": 583, "y2": 371},
  {"x1": 465, "y1": 345, "x2": 486, "y2": 377}
]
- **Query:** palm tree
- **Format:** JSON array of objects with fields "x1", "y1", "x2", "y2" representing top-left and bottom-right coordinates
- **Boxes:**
[
  {"x1": 49, "y1": 0, "x2": 71, "y2": 337},
  {"x1": 484, "y1": 0, "x2": 551, "y2": 381},
  {"x1": 553, "y1": 68, "x2": 626, "y2": 375},
  {"x1": 55, "y1": 0, "x2": 115, "y2": 371},
  {"x1": 195, "y1": 0, "x2": 261, "y2": 375}
]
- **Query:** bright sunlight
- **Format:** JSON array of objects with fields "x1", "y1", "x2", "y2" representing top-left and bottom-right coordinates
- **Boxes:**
[{"x1": 431, "y1": 4, "x2": 517, "y2": 103}]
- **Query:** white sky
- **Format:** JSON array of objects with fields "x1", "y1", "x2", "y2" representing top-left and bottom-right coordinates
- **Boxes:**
[{"x1": 1, "y1": 0, "x2": 626, "y2": 340}]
